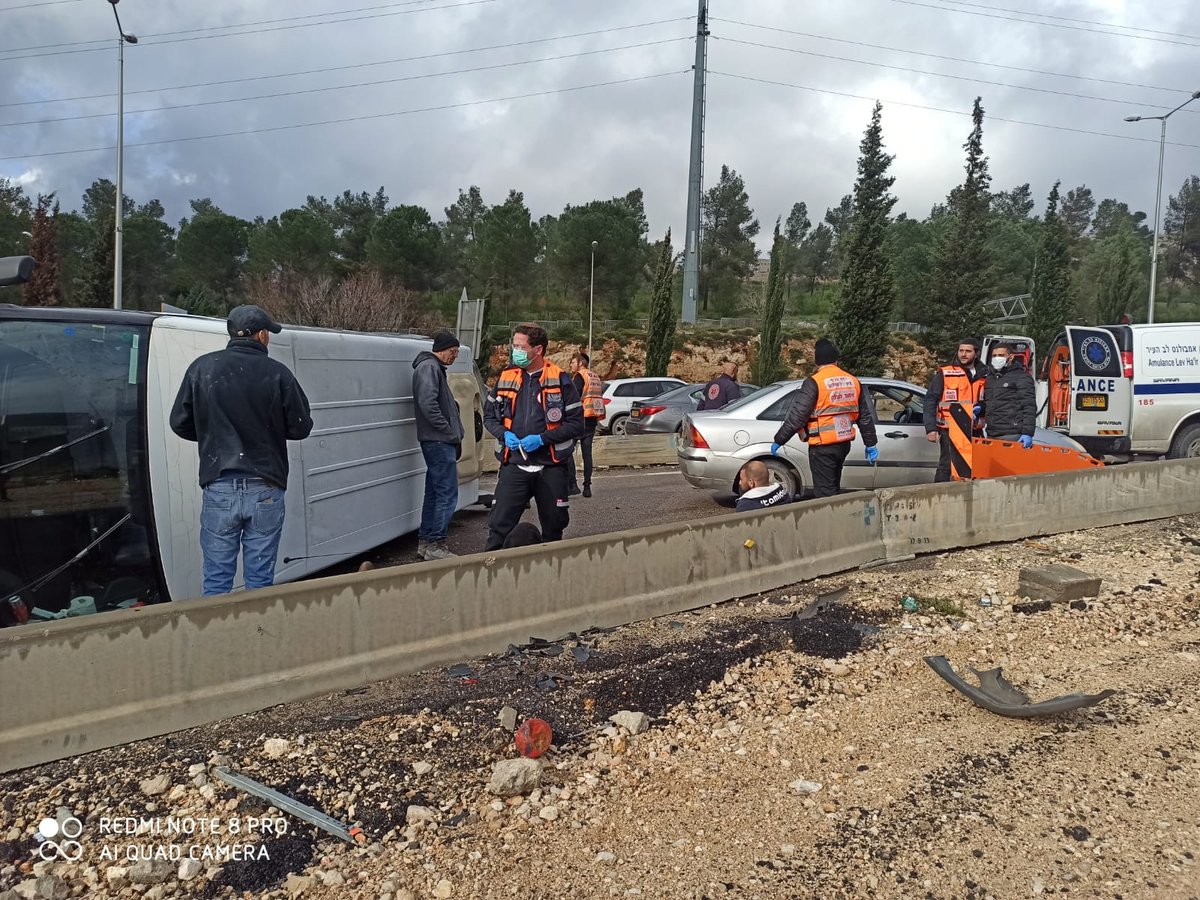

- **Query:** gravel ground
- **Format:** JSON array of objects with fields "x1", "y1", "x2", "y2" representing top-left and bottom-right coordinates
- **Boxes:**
[{"x1": 2, "y1": 516, "x2": 1199, "y2": 900}]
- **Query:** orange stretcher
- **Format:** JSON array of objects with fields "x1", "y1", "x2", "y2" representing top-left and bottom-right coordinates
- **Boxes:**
[{"x1": 944, "y1": 403, "x2": 1103, "y2": 481}]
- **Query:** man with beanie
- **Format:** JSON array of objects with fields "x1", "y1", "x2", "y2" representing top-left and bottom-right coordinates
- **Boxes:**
[
  {"x1": 770, "y1": 338, "x2": 878, "y2": 498},
  {"x1": 412, "y1": 330, "x2": 465, "y2": 560},
  {"x1": 170, "y1": 305, "x2": 313, "y2": 595},
  {"x1": 922, "y1": 337, "x2": 985, "y2": 482}
]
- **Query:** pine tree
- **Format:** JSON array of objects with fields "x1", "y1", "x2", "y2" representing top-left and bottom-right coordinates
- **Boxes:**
[
  {"x1": 1027, "y1": 181, "x2": 1073, "y2": 354},
  {"x1": 22, "y1": 193, "x2": 62, "y2": 306},
  {"x1": 924, "y1": 97, "x2": 994, "y2": 357},
  {"x1": 830, "y1": 101, "x2": 897, "y2": 376},
  {"x1": 644, "y1": 230, "x2": 676, "y2": 377},
  {"x1": 753, "y1": 220, "x2": 788, "y2": 385}
]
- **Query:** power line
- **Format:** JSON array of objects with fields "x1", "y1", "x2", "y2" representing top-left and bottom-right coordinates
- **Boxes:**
[
  {"x1": 938, "y1": 0, "x2": 1200, "y2": 43},
  {"x1": 0, "y1": 0, "x2": 444, "y2": 54},
  {"x1": 0, "y1": 37, "x2": 690, "y2": 128},
  {"x1": 0, "y1": 0, "x2": 499, "y2": 63},
  {"x1": 715, "y1": 36, "x2": 1199, "y2": 118},
  {"x1": 0, "y1": 0, "x2": 82, "y2": 11},
  {"x1": 881, "y1": 0, "x2": 1200, "y2": 49},
  {"x1": 711, "y1": 18, "x2": 1188, "y2": 96},
  {"x1": 0, "y1": 69, "x2": 689, "y2": 162},
  {"x1": 707, "y1": 70, "x2": 1200, "y2": 150},
  {"x1": 0, "y1": 16, "x2": 693, "y2": 109}
]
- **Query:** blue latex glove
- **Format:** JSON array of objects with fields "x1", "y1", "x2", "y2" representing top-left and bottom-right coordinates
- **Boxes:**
[
  {"x1": 865, "y1": 446, "x2": 879, "y2": 465},
  {"x1": 519, "y1": 433, "x2": 544, "y2": 453},
  {"x1": 972, "y1": 404, "x2": 983, "y2": 418},
  {"x1": 770, "y1": 442, "x2": 782, "y2": 456},
  {"x1": 1018, "y1": 434, "x2": 1034, "y2": 449},
  {"x1": 503, "y1": 431, "x2": 520, "y2": 450}
]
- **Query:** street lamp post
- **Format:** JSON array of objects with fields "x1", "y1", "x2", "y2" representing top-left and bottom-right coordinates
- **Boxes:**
[
  {"x1": 587, "y1": 240, "x2": 598, "y2": 358},
  {"x1": 1124, "y1": 88, "x2": 1200, "y2": 324},
  {"x1": 108, "y1": 0, "x2": 137, "y2": 311}
]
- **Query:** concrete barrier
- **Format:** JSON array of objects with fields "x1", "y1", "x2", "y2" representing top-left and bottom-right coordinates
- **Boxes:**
[
  {"x1": 3, "y1": 460, "x2": 1199, "y2": 773},
  {"x1": 481, "y1": 433, "x2": 679, "y2": 474}
]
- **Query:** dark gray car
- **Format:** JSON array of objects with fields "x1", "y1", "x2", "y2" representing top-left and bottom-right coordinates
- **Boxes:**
[{"x1": 625, "y1": 381, "x2": 761, "y2": 435}]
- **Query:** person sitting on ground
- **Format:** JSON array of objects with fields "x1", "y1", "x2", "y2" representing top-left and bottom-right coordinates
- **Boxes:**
[
  {"x1": 735, "y1": 460, "x2": 792, "y2": 512},
  {"x1": 502, "y1": 522, "x2": 543, "y2": 548}
]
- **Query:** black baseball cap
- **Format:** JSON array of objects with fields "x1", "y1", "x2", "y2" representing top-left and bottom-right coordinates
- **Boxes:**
[{"x1": 227, "y1": 305, "x2": 282, "y2": 337}]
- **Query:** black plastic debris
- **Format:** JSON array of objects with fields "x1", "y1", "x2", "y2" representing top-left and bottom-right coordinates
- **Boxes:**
[
  {"x1": 534, "y1": 673, "x2": 571, "y2": 692},
  {"x1": 445, "y1": 811, "x2": 469, "y2": 828},
  {"x1": 447, "y1": 663, "x2": 474, "y2": 679},
  {"x1": 1013, "y1": 600, "x2": 1053, "y2": 615},
  {"x1": 571, "y1": 646, "x2": 593, "y2": 664},
  {"x1": 924, "y1": 655, "x2": 1117, "y2": 718}
]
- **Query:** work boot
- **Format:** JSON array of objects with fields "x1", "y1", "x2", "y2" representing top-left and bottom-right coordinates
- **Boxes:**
[
  {"x1": 582, "y1": 485, "x2": 592, "y2": 498},
  {"x1": 424, "y1": 542, "x2": 458, "y2": 560}
]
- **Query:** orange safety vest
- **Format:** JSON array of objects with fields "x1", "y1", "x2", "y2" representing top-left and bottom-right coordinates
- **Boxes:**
[
  {"x1": 495, "y1": 360, "x2": 571, "y2": 463},
  {"x1": 578, "y1": 367, "x2": 605, "y2": 419},
  {"x1": 805, "y1": 365, "x2": 862, "y2": 446},
  {"x1": 935, "y1": 365, "x2": 983, "y2": 429}
]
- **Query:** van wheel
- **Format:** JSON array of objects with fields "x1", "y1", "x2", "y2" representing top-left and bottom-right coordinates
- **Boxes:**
[
  {"x1": 1168, "y1": 422, "x2": 1200, "y2": 459},
  {"x1": 762, "y1": 458, "x2": 800, "y2": 497}
]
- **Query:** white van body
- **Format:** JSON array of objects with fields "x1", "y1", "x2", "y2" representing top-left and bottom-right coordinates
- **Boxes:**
[{"x1": 146, "y1": 316, "x2": 486, "y2": 600}]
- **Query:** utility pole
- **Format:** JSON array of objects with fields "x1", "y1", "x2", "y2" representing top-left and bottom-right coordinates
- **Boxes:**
[{"x1": 680, "y1": 0, "x2": 708, "y2": 325}]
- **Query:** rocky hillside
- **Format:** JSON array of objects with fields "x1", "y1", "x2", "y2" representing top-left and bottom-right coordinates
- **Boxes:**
[{"x1": 489, "y1": 334, "x2": 937, "y2": 387}]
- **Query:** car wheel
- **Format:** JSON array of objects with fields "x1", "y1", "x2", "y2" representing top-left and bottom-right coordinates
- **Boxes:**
[
  {"x1": 609, "y1": 415, "x2": 630, "y2": 436},
  {"x1": 762, "y1": 458, "x2": 800, "y2": 496},
  {"x1": 1168, "y1": 421, "x2": 1200, "y2": 459}
]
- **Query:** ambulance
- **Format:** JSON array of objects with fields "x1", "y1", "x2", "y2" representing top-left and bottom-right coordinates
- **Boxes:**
[{"x1": 1038, "y1": 324, "x2": 1200, "y2": 460}]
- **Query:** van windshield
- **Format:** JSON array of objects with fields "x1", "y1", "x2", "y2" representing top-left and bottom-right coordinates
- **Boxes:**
[{"x1": 0, "y1": 318, "x2": 158, "y2": 627}]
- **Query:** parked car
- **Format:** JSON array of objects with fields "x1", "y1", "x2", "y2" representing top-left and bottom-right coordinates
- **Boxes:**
[
  {"x1": 625, "y1": 381, "x2": 762, "y2": 435},
  {"x1": 677, "y1": 377, "x2": 1088, "y2": 498},
  {"x1": 598, "y1": 377, "x2": 687, "y2": 435}
]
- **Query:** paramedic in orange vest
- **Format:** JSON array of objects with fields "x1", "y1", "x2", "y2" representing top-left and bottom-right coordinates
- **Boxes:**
[
  {"x1": 483, "y1": 323, "x2": 586, "y2": 550},
  {"x1": 922, "y1": 336, "x2": 984, "y2": 483},
  {"x1": 770, "y1": 338, "x2": 878, "y2": 498},
  {"x1": 568, "y1": 351, "x2": 605, "y2": 498}
]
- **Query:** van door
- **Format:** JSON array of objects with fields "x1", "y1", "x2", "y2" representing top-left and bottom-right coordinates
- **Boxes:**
[{"x1": 1064, "y1": 326, "x2": 1132, "y2": 451}]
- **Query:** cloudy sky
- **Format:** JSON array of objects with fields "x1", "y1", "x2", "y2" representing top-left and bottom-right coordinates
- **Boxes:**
[{"x1": 2, "y1": 0, "x2": 1197, "y2": 248}]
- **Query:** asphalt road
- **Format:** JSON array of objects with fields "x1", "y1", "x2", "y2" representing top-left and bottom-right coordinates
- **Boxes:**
[{"x1": 326, "y1": 466, "x2": 728, "y2": 574}]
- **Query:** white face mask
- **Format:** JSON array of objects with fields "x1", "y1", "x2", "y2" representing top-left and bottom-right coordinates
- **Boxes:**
[{"x1": 991, "y1": 356, "x2": 1008, "y2": 371}]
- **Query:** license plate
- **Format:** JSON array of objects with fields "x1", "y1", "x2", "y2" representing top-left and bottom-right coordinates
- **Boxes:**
[
  {"x1": 1076, "y1": 393, "x2": 1108, "y2": 411},
  {"x1": 631, "y1": 409, "x2": 641, "y2": 417}
]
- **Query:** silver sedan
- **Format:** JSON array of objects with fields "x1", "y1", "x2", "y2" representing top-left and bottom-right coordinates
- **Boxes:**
[{"x1": 677, "y1": 377, "x2": 1084, "y2": 497}]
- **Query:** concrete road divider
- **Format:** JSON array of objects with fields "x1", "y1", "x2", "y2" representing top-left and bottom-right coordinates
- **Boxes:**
[
  {"x1": 3, "y1": 459, "x2": 1199, "y2": 773},
  {"x1": 482, "y1": 433, "x2": 679, "y2": 473}
]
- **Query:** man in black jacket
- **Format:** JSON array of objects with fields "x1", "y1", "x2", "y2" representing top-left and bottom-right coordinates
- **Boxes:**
[
  {"x1": 412, "y1": 331, "x2": 465, "y2": 561},
  {"x1": 697, "y1": 360, "x2": 742, "y2": 410},
  {"x1": 978, "y1": 343, "x2": 1037, "y2": 446},
  {"x1": 170, "y1": 305, "x2": 313, "y2": 596},
  {"x1": 483, "y1": 324, "x2": 585, "y2": 550}
]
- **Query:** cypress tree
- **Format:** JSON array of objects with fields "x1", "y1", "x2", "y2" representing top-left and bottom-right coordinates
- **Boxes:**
[
  {"x1": 22, "y1": 193, "x2": 62, "y2": 307},
  {"x1": 1027, "y1": 181, "x2": 1073, "y2": 355},
  {"x1": 754, "y1": 220, "x2": 788, "y2": 385},
  {"x1": 924, "y1": 97, "x2": 994, "y2": 357},
  {"x1": 644, "y1": 229, "x2": 676, "y2": 377},
  {"x1": 829, "y1": 101, "x2": 897, "y2": 376}
]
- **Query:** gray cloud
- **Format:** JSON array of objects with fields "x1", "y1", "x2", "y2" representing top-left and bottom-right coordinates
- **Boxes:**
[{"x1": 1, "y1": 0, "x2": 1197, "y2": 246}]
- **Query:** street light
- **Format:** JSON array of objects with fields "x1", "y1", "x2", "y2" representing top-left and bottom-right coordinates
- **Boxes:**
[
  {"x1": 587, "y1": 240, "x2": 598, "y2": 359},
  {"x1": 1124, "y1": 88, "x2": 1200, "y2": 324},
  {"x1": 108, "y1": 0, "x2": 137, "y2": 311}
]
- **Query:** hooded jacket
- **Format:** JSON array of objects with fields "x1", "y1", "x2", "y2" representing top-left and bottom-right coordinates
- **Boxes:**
[
  {"x1": 412, "y1": 350, "x2": 465, "y2": 444},
  {"x1": 169, "y1": 338, "x2": 313, "y2": 488},
  {"x1": 978, "y1": 360, "x2": 1037, "y2": 438}
]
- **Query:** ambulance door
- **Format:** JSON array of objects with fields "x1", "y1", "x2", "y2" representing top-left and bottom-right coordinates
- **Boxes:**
[{"x1": 1065, "y1": 326, "x2": 1132, "y2": 449}]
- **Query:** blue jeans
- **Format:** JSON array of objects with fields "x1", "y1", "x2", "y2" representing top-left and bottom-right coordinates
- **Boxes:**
[
  {"x1": 200, "y1": 478, "x2": 286, "y2": 596},
  {"x1": 419, "y1": 440, "x2": 459, "y2": 543}
]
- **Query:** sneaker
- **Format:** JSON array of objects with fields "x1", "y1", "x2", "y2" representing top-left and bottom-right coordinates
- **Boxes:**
[
  {"x1": 582, "y1": 486, "x2": 592, "y2": 498},
  {"x1": 416, "y1": 540, "x2": 431, "y2": 560},
  {"x1": 424, "y1": 542, "x2": 458, "y2": 560}
]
